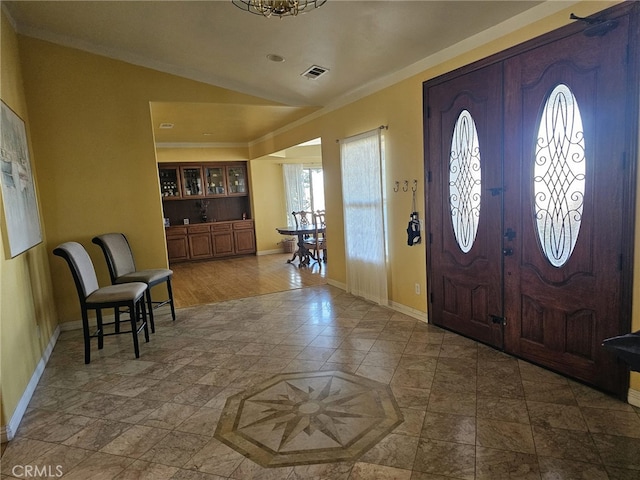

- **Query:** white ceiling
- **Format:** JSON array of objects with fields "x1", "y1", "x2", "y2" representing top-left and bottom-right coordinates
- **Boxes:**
[{"x1": 4, "y1": 0, "x2": 552, "y2": 146}]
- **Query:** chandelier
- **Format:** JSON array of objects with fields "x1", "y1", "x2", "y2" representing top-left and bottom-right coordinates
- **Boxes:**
[{"x1": 232, "y1": 0, "x2": 327, "y2": 18}]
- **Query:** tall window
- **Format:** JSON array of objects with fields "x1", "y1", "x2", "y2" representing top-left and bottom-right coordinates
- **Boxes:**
[
  {"x1": 301, "y1": 167, "x2": 325, "y2": 212},
  {"x1": 283, "y1": 164, "x2": 324, "y2": 226},
  {"x1": 340, "y1": 129, "x2": 388, "y2": 305}
]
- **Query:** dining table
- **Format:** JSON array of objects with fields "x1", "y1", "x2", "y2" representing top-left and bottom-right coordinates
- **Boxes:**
[{"x1": 276, "y1": 224, "x2": 326, "y2": 267}]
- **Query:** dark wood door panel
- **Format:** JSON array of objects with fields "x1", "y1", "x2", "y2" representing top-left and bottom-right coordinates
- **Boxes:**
[
  {"x1": 424, "y1": 3, "x2": 638, "y2": 397},
  {"x1": 425, "y1": 62, "x2": 504, "y2": 348},
  {"x1": 503, "y1": 9, "x2": 633, "y2": 395}
]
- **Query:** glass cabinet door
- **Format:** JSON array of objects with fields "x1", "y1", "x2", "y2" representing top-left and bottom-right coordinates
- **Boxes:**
[
  {"x1": 159, "y1": 167, "x2": 181, "y2": 199},
  {"x1": 227, "y1": 166, "x2": 247, "y2": 195},
  {"x1": 181, "y1": 167, "x2": 203, "y2": 197},
  {"x1": 205, "y1": 166, "x2": 226, "y2": 196}
]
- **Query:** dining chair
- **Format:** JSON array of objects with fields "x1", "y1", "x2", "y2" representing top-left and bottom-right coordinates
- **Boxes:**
[
  {"x1": 305, "y1": 210, "x2": 327, "y2": 264},
  {"x1": 53, "y1": 241, "x2": 149, "y2": 364},
  {"x1": 291, "y1": 210, "x2": 314, "y2": 230},
  {"x1": 92, "y1": 233, "x2": 176, "y2": 334}
]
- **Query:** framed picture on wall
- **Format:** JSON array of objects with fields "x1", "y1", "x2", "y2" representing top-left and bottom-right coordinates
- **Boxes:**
[{"x1": 0, "y1": 101, "x2": 42, "y2": 257}]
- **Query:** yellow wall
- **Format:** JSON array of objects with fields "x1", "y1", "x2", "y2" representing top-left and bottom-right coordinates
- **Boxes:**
[
  {"x1": 0, "y1": 11, "x2": 58, "y2": 432},
  {"x1": 248, "y1": 1, "x2": 627, "y2": 314},
  {"x1": 2, "y1": 0, "x2": 638, "y2": 434},
  {"x1": 249, "y1": 158, "x2": 287, "y2": 253},
  {"x1": 249, "y1": 155, "x2": 324, "y2": 254},
  {"x1": 155, "y1": 146, "x2": 249, "y2": 163},
  {"x1": 0, "y1": 31, "x2": 294, "y2": 429},
  {"x1": 17, "y1": 35, "x2": 279, "y2": 325},
  {"x1": 247, "y1": 0, "x2": 639, "y2": 384}
]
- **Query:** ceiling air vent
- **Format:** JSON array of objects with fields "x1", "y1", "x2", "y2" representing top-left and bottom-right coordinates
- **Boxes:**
[
  {"x1": 159, "y1": 123, "x2": 174, "y2": 129},
  {"x1": 301, "y1": 65, "x2": 329, "y2": 80}
]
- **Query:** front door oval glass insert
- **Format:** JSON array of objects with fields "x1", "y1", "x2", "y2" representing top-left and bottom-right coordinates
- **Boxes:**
[
  {"x1": 534, "y1": 83, "x2": 586, "y2": 267},
  {"x1": 449, "y1": 109, "x2": 482, "y2": 253}
]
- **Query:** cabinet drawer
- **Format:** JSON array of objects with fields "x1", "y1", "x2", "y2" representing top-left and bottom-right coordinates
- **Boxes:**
[
  {"x1": 188, "y1": 224, "x2": 210, "y2": 234},
  {"x1": 233, "y1": 220, "x2": 254, "y2": 230},
  {"x1": 166, "y1": 226, "x2": 187, "y2": 236},
  {"x1": 211, "y1": 222, "x2": 232, "y2": 232}
]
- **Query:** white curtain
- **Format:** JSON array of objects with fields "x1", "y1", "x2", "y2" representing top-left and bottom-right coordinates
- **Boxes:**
[
  {"x1": 283, "y1": 163, "x2": 305, "y2": 227},
  {"x1": 340, "y1": 129, "x2": 388, "y2": 305}
]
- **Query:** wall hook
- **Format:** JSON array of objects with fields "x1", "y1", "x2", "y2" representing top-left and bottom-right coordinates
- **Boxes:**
[
  {"x1": 402, "y1": 180, "x2": 409, "y2": 192},
  {"x1": 393, "y1": 181, "x2": 399, "y2": 192},
  {"x1": 412, "y1": 179, "x2": 418, "y2": 192}
]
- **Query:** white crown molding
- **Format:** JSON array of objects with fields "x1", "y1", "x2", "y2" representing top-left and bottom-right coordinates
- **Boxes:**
[
  {"x1": 155, "y1": 142, "x2": 248, "y2": 149},
  {"x1": 12, "y1": 23, "x2": 301, "y2": 107},
  {"x1": 1, "y1": 3, "x2": 18, "y2": 30},
  {"x1": 8, "y1": 1, "x2": 580, "y2": 151},
  {"x1": 248, "y1": 0, "x2": 580, "y2": 148}
]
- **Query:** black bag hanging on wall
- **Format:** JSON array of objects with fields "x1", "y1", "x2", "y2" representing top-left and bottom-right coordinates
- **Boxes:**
[
  {"x1": 407, "y1": 212, "x2": 421, "y2": 245},
  {"x1": 407, "y1": 189, "x2": 421, "y2": 246}
]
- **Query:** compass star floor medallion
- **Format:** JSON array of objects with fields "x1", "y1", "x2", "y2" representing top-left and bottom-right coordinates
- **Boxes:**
[{"x1": 215, "y1": 370, "x2": 404, "y2": 467}]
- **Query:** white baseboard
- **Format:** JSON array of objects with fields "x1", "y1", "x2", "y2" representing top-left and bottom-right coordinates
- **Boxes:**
[
  {"x1": 628, "y1": 388, "x2": 640, "y2": 408},
  {"x1": 325, "y1": 280, "x2": 427, "y2": 323},
  {"x1": 389, "y1": 300, "x2": 428, "y2": 323},
  {"x1": 2, "y1": 325, "x2": 60, "y2": 442},
  {"x1": 326, "y1": 279, "x2": 346, "y2": 291},
  {"x1": 59, "y1": 319, "x2": 82, "y2": 331},
  {"x1": 256, "y1": 248, "x2": 284, "y2": 256}
]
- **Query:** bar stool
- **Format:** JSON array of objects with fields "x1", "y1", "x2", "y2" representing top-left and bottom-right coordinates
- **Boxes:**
[
  {"x1": 53, "y1": 241, "x2": 149, "y2": 364},
  {"x1": 92, "y1": 233, "x2": 176, "y2": 333}
]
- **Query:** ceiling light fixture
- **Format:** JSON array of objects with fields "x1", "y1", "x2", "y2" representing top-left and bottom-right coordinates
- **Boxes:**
[
  {"x1": 231, "y1": 0, "x2": 327, "y2": 18},
  {"x1": 267, "y1": 54, "x2": 285, "y2": 63}
]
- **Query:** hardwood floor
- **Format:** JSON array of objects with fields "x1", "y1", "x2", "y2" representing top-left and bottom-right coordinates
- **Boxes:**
[{"x1": 169, "y1": 253, "x2": 327, "y2": 308}]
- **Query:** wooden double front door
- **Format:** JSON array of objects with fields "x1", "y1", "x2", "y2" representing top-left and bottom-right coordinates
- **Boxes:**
[{"x1": 424, "y1": 3, "x2": 638, "y2": 397}]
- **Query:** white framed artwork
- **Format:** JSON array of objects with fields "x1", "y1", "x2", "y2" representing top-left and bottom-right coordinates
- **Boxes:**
[{"x1": 1, "y1": 101, "x2": 42, "y2": 257}]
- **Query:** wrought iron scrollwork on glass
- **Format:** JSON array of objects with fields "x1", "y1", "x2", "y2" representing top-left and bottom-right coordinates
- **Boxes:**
[
  {"x1": 449, "y1": 109, "x2": 482, "y2": 254},
  {"x1": 534, "y1": 83, "x2": 586, "y2": 268}
]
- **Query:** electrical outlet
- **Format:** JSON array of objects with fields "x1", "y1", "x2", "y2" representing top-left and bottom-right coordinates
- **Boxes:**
[{"x1": 415, "y1": 283, "x2": 421, "y2": 295}]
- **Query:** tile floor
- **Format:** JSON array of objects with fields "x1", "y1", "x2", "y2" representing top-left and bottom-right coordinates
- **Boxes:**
[{"x1": 2, "y1": 285, "x2": 640, "y2": 479}]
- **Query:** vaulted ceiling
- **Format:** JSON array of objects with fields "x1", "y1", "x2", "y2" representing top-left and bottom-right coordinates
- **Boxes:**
[{"x1": 5, "y1": 1, "x2": 550, "y2": 146}]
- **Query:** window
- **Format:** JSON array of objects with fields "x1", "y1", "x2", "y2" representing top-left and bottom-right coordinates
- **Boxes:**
[
  {"x1": 283, "y1": 164, "x2": 324, "y2": 226},
  {"x1": 534, "y1": 83, "x2": 585, "y2": 267},
  {"x1": 449, "y1": 109, "x2": 482, "y2": 254},
  {"x1": 301, "y1": 167, "x2": 325, "y2": 212},
  {"x1": 340, "y1": 129, "x2": 388, "y2": 305}
]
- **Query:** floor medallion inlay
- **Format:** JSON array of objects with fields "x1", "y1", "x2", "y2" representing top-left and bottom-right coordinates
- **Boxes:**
[{"x1": 214, "y1": 370, "x2": 404, "y2": 467}]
